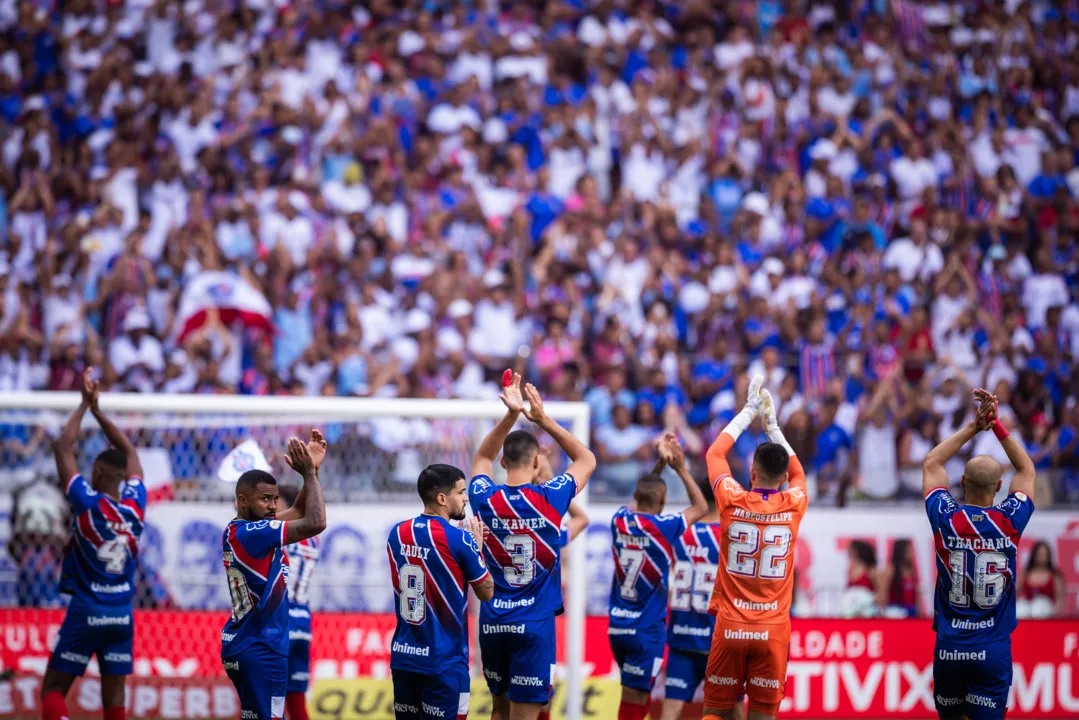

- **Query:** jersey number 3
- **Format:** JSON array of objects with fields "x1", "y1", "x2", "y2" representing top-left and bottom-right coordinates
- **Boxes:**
[{"x1": 726, "y1": 522, "x2": 792, "y2": 580}]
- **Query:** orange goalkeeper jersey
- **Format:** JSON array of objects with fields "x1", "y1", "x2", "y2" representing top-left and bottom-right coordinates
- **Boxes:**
[{"x1": 705, "y1": 433, "x2": 808, "y2": 626}]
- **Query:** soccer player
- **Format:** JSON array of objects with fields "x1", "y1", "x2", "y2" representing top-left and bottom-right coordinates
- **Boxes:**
[
  {"x1": 42, "y1": 369, "x2": 146, "y2": 720},
  {"x1": 221, "y1": 431, "x2": 327, "y2": 720},
  {"x1": 608, "y1": 435, "x2": 709, "y2": 720},
  {"x1": 470, "y1": 373, "x2": 597, "y2": 720},
  {"x1": 534, "y1": 447, "x2": 589, "y2": 720},
  {"x1": 923, "y1": 389, "x2": 1035, "y2": 720},
  {"x1": 279, "y1": 484, "x2": 321, "y2": 720},
  {"x1": 702, "y1": 377, "x2": 807, "y2": 720},
  {"x1": 661, "y1": 480, "x2": 746, "y2": 720},
  {"x1": 388, "y1": 464, "x2": 494, "y2": 720}
]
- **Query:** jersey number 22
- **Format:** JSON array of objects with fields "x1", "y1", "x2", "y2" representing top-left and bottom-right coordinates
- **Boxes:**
[{"x1": 727, "y1": 522, "x2": 792, "y2": 580}]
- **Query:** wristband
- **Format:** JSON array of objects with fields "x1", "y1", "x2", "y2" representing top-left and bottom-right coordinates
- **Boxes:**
[{"x1": 992, "y1": 420, "x2": 1009, "y2": 441}]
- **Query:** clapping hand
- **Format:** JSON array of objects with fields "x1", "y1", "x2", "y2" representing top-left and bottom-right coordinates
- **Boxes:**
[{"x1": 500, "y1": 370, "x2": 524, "y2": 413}]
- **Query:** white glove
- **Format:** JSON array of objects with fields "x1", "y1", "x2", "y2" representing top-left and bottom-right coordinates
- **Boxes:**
[
  {"x1": 722, "y1": 375, "x2": 765, "y2": 441},
  {"x1": 760, "y1": 389, "x2": 795, "y2": 457}
]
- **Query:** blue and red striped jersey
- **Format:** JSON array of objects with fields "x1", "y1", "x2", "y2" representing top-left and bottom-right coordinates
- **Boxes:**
[
  {"x1": 925, "y1": 487, "x2": 1035, "y2": 645},
  {"x1": 608, "y1": 506, "x2": 687, "y2": 632},
  {"x1": 221, "y1": 518, "x2": 291, "y2": 655},
  {"x1": 668, "y1": 522, "x2": 722, "y2": 652},
  {"x1": 469, "y1": 473, "x2": 577, "y2": 622},
  {"x1": 285, "y1": 535, "x2": 321, "y2": 612},
  {"x1": 387, "y1": 514, "x2": 489, "y2": 674},
  {"x1": 61, "y1": 473, "x2": 147, "y2": 607}
]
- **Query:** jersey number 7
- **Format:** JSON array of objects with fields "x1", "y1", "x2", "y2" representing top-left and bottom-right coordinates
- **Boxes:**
[{"x1": 726, "y1": 522, "x2": 792, "y2": 580}]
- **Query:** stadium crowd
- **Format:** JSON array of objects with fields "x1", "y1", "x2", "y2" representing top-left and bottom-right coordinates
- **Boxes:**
[{"x1": 0, "y1": 0, "x2": 1077, "y2": 507}]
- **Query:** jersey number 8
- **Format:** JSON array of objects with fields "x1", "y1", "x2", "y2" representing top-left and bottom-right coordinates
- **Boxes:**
[
  {"x1": 726, "y1": 522, "x2": 792, "y2": 580},
  {"x1": 399, "y1": 565, "x2": 426, "y2": 624}
]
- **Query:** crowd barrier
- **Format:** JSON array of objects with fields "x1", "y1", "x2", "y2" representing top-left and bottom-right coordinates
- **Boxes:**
[{"x1": 1, "y1": 612, "x2": 1077, "y2": 718}]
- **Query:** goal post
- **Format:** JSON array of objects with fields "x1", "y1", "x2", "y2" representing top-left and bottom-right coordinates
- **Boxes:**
[{"x1": 0, "y1": 391, "x2": 591, "y2": 720}]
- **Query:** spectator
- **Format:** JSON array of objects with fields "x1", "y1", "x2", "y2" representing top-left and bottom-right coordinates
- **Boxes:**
[
  {"x1": 880, "y1": 539, "x2": 922, "y2": 619},
  {"x1": 1018, "y1": 541, "x2": 1067, "y2": 619},
  {"x1": 842, "y1": 540, "x2": 879, "y2": 619}
]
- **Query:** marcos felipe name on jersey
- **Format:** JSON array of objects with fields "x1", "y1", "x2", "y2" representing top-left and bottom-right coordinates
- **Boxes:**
[
  {"x1": 388, "y1": 515, "x2": 488, "y2": 720},
  {"x1": 926, "y1": 487, "x2": 1034, "y2": 720},
  {"x1": 608, "y1": 506, "x2": 688, "y2": 692},
  {"x1": 470, "y1": 473, "x2": 576, "y2": 704},
  {"x1": 51, "y1": 473, "x2": 147, "y2": 677}
]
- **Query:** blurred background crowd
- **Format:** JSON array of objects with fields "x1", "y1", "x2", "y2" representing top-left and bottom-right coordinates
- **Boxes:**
[{"x1": 0, "y1": 0, "x2": 1077, "y2": 513}]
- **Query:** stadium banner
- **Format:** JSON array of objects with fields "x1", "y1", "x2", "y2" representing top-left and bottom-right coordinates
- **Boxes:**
[
  {"x1": 101, "y1": 502, "x2": 1079, "y2": 616},
  {"x1": 1, "y1": 614, "x2": 1077, "y2": 718},
  {"x1": 0, "y1": 676, "x2": 238, "y2": 718}
]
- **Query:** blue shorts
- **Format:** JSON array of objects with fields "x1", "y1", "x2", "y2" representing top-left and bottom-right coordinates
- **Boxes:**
[
  {"x1": 933, "y1": 637, "x2": 1011, "y2": 720},
  {"x1": 288, "y1": 608, "x2": 313, "y2": 693},
  {"x1": 479, "y1": 616, "x2": 554, "y2": 704},
  {"x1": 392, "y1": 667, "x2": 470, "y2": 720},
  {"x1": 223, "y1": 643, "x2": 287, "y2": 720},
  {"x1": 664, "y1": 647, "x2": 708, "y2": 702},
  {"x1": 49, "y1": 598, "x2": 134, "y2": 676},
  {"x1": 609, "y1": 627, "x2": 664, "y2": 693}
]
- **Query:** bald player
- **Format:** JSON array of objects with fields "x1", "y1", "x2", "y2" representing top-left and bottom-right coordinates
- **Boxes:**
[{"x1": 923, "y1": 389, "x2": 1036, "y2": 720}]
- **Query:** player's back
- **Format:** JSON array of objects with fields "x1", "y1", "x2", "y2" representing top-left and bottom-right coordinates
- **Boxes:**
[
  {"x1": 926, "y1": 487, "x2": 1034, "y2": 645},
  {"x1": 62, "y1": 473, "x2": 147, "y2": 607},
  {"x1": 286, "y1": 535, "x2": 320, "y2": 613},
  {"x1": 387, "y1": 514, "x2": 486, "y2": 673},
  {"x1": 668, "y1": 522, "x2": 722, "y2": 652},
  {"x1": 221, "y1": 518, "x2": 291, "y2": 656},
  {"x1": 710, "y1": 477, "x2": 807, "y2": 626},
  {"x1": 469, "y1": 473, "x2": 576, "y2": 621},
  {"x1": 609, "y1": 506, "x2": 687, "y2": 632}
]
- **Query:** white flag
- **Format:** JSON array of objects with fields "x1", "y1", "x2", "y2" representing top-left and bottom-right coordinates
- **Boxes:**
[{"x1": 217, "y1": 439, "x2": 273, "y2": 484}]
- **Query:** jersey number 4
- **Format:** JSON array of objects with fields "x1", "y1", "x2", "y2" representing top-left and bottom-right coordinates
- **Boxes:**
[
  {"x1": 947, "y1": 551, "x2": 1008, "y2": 608},
  {"x1": 97, "y1": 538, "x2": 129, "y2": 574},
  {"x1": 726, "y1": 522, "x2": 792, "y2": 580}
]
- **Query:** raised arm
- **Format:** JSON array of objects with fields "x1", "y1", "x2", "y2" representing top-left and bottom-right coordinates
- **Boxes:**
[
  {"x1": 707, "y1": 376, "x2": 763, "y2": 484},
  {"x1": 471, "y1": 370, "x2": 523, "y2": 478},
  {"x1": 923, "y1": 392, "x2": 994, "y2": 496},
  {"x1": 663, "y1": 436, "x2": 708, "y2": 525},
  {"x1": 90, "y1": 386, "x2": 143, "y2": 480},
  {"x1": 522, "y1": 383, "x2": 596, "y2": 491},
  {"x1": 976, "y1": 389, "x2": 1036, "y2": 497},
  {"x1": 54, "y1": 369, "x2": 95, "y2": 484},
  {"x1": 760, "y1": 388, "x2": 805, "y2": 493},
  {"x1": 283, "y1": 437, "x2": 327, "y2": 544},
  {"x1": 277, "y1": 429, "x2": 326, "y2": 523},
  {"x1": 565, "y1": 501, "x2": 589, "y2": 543}
]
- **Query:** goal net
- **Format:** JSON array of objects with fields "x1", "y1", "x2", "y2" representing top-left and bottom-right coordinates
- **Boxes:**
[{"x1": 0, "y1": 392, "x2": 591, "y2": 720}]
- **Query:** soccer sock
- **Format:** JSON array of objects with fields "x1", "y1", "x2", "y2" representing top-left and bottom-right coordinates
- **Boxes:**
[
  {"x1": 286, "y1": 692, "x2": 309, "y2": 720},
  {"x1": 617, "y1": 700, "x2": 649, "y2": 720},
  {"x1": 103, "y1": 706, "x2": 126, "y2": 720},
  {"x1": 42, "y1": 691, "x2": 68, "y2": 720},
  {"x1": 538, "y1": 712, "x2": 550, "y2": 720}
]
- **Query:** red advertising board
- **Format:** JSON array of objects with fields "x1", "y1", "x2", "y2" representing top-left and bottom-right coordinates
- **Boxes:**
[{"x1": 1, "y1": 611, "x2": 1077, "y2": 718}]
